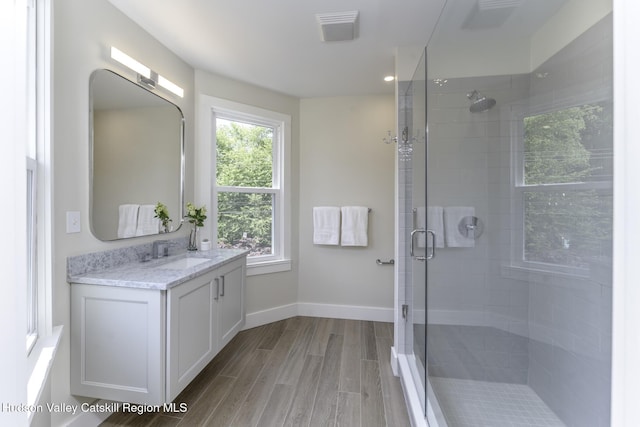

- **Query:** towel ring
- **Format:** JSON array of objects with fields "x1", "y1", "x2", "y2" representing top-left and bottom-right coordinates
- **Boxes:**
[{"x1": 458, "y1": 216, "x2": 484, "y2": 239}]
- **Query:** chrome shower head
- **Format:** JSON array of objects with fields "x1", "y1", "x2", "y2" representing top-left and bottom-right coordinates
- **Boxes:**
[{"x1": 467, "y1": 90, "x2": 496, "y2": 113}]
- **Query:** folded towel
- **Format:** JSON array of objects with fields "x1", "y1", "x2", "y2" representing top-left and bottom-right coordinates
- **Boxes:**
[
  {"x1": 428, "y1": 206, "x2": 445, "y2": 248},
  {"x1": 444, "y1": 206, "x2": 475, "y2": 247},
  {"x1": 135, "y1": 204, "x2": 160, "y2": 236},
  {"x1": 117, "y1": 204, "x2": 139, "y2": 238},
  {"x1": 313, "y1": 207, "x2": 341, "y2": 245},
  {"x1": 415, "y1": 206, "x2": 444, "y2": 248},
  {"x1": 341, "y1": 206, "x2": 369, "y2": 247}
]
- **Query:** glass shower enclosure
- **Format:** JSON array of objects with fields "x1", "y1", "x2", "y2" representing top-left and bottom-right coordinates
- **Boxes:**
[{"x1": 402, "y1": 1, "x2": 613, "y2": 426}]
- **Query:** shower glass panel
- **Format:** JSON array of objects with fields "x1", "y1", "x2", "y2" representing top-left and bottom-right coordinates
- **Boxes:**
[
  {"x1": 421, "y1": 1, "x2": 613, "y2": 426},
  {"x1": 407, "y1": 49, "x2": 428, "y2": 415}
]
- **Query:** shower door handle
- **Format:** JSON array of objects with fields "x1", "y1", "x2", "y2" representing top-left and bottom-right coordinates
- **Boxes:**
[
  {"x1": 410, "y1": 229, "x2": 436, "y2": 261},
  {"x1": 426, "y1": 229, "x2": 436, "y2": 260},
  {"x1": 410, "y1": 228, "x2": 427, "y2": 261}
]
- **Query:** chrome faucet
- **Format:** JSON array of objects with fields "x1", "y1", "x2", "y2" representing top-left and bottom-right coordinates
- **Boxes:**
[{"x1": 152, "y1": 240, "x2": 170, "y2": 259}]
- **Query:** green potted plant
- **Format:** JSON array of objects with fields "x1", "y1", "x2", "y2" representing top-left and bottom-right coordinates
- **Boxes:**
[
  {"x1": 185, "y1": 202, "x2": 207, "y2": 250},
  {"x1": 154, "y1": 202, "x2": 172, "y2": 233}
]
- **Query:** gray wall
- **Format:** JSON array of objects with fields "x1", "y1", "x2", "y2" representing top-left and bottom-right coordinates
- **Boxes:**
[{"x1": 298, "y1": 96, "x2": 396, "y2": 313}]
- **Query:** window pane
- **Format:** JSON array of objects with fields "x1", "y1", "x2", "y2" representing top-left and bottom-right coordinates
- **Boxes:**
[
  {"x1": 216, "y1": 119, "x2": 273, "y2": 187},
  {"x1": 26, "y1": 166, "x2": 37, "y2": 337},
  {"x1": 217, "y1": 191, "x2": 273, "y2": 257},
  {"x1": 524, "y1": 190, "x2": 612, "y2": 268},
  {"x1": 524, "y1": 102, "x2": 613, "y2": 185}
]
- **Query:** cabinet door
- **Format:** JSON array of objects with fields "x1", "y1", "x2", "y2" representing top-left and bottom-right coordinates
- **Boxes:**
[
  {"x1": 217, "y1": 259, "x2": 246, "y2": 349},
  {"x1": 71, "y1": 284, "x2": 165, "y2": 405},
  {"x1": 166, "y1": 272, "x2": 216, "y2": 401}
]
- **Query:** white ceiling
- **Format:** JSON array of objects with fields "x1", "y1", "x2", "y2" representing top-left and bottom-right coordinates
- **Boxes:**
[{"x1": 108, "y1": 0, "x2": 446, "y2": 98}]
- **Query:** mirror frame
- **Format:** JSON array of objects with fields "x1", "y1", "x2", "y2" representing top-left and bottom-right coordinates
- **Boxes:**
[{"x1": 89, "y1": 68, "x2": 185, "y2": 240}]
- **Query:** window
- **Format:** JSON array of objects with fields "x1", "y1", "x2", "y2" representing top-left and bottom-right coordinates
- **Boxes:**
[
  {"x1": 26, "y1": 158, "x2": 38, "y2": 352},
  {"x1": 513, "y1": 101, "x2": 613, "y2": 274},
  {"x1": 216, "y1": 118, "x2": 277, "y2": 258},
  {"x1": 202, "y1": 96, "x2": 291, "y2": 275},
  {"x1": 25, "y1": 0, "x2": 53, "y2": 356},
  {"x1": 26, "y1": 0, "x2": 39, "y2": 353}
]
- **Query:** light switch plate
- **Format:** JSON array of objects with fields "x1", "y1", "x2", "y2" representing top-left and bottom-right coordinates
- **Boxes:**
[{"x1": 66, "y1": 211, "x2": 81, "y2": 233}]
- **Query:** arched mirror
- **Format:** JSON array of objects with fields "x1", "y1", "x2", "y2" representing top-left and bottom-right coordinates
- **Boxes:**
[{"x1": 90, "y1": 69, "x2": 184, "y2": 241}]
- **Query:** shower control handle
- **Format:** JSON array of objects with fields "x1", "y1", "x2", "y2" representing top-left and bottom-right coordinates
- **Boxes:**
[{"x1": 410, "y1": 228, "x2": 427, "y2": 261}]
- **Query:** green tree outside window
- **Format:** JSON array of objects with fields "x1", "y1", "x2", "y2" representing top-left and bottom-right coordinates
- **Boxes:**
[{"x1": 216, "y1": 119, "x2": 274, "y2": 256}]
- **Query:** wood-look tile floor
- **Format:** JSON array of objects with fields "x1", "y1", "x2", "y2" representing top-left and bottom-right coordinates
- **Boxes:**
[{"x1": 101, "y1": 316, "x2": 411, "y2": 427}]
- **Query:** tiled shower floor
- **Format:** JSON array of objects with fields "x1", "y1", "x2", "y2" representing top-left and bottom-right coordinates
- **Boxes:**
[{"x1": 430, "y1": 377, "x2": 566, "y2": 427}]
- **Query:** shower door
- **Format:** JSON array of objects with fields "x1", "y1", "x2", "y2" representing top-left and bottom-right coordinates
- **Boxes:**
[
  {"x1": 421, "y1": 1, "x2": 613, "y2": 426},
  {"x1": 407, "y1": 48, "x2": 428, "y2": 416}
]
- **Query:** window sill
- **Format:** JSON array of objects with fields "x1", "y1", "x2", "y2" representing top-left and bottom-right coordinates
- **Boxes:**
[
  {"x1": 27, "y1": 325, "x2": 63, "y2": 423},
  {"x1": 247, "y1": 258, "x2": 291, "y2": 276}
]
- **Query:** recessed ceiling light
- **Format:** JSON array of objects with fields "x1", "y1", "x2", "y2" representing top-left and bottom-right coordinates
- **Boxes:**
[{"x1": 384, "y1": 75, "x2": 395, "y2": 82}]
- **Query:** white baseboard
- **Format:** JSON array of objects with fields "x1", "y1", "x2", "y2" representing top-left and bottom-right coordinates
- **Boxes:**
[
  {"x1": 243, "y1": 302, "x2": 394, "y2": 330},
  {"x1": 243, "y1": 303, "x2": 298, "y2": 330},
  {"x1": 390, "y1": 345, "x2": 399, "y2": 377},
  {"x1": 297, "y1": 302, "x2": 394, "y2": 322}
]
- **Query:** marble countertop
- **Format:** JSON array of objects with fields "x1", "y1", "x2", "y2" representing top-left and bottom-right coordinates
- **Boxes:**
[{"x1": 68, "y1": 249, "x2": 249, "y2": 291}]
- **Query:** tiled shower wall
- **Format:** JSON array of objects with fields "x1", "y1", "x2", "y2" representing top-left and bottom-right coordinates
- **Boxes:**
[
  {"x1": 524, "y1": 15, "x2": 613, "y2": 427},
  {"x1": 403, "y1": 13, "x2": 612, "y2": 427}
]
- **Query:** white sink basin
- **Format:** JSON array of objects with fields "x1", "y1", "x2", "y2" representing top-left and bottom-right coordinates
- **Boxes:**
[{"x1": 158, "y1": 257, "x2": 210, "y2": 270}]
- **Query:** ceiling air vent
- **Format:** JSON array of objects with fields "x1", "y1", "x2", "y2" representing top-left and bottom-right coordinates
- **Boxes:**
[
  {"x1": 463, "y1": 0, "x2": 524, "y2": 30},
  {"x1": 316, "y1": 11, "x2": 359, "y2": 42}
]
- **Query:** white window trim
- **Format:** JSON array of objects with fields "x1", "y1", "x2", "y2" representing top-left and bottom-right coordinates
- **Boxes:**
[
  {"x1": 510, "y1": 100, "x2": 613, "y2": 278},
  {"x1": 26, "y1": 157, "x2": 38, "y2": 354},
  {"x1": 197, "y1": 95, "x2": 291, "y2": 275},
  {"x1": 26, "y1": 0, "x2": 58, "y2": 419},
  {"x1": 33, "y1": 0, "x2": 54, "y2": 347}
]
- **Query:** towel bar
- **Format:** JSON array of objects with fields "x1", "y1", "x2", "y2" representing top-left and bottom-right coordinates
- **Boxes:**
[{"x1": 376, "y1": 259, "x2": 395, "y2": 266}]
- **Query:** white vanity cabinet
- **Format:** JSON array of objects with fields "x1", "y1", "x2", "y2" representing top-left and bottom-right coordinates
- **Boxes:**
[
  {"x1": 70, "y1": 255, "x2": 246, "y2": 405},
  {"x1": 166, "y1": 258, "x2": 245, "y2": 401},
  {"x1": 70, "y1": 284, "x2": 166, "y2": 404},
  {"x1": 166, "y1": 270, "x2": 216, "y2": 402},
  {"x1": 216, "y1": 259, "x2": 245, "y2": 349}
]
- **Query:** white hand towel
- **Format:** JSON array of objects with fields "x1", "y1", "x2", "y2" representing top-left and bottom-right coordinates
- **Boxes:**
[
  {"x1": 117, "y1": 204, "x2": 139, "y2": 238},
  {"x1": 419, "y1": 206, "x2": 444, "y2": 248},
  {"x1": 444, "y1": 206, "x2": 475, "y2": 248},
  {"x1": 135, "y1": 204, "x2": 160, "y2": 236},
  {"x1": 341, "y1": 206, "x2": 369, "y2": 247},
  {"x1": 415, "y1": 207, "x2": 427, "y2": 248},
  {"x1": 313, "y1": 207, "x2": 341, "y2": 245}
]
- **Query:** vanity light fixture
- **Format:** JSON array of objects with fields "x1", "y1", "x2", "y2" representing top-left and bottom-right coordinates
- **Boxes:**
[
  {"x1": 384, "y1": 75, "x2": 395, "y2": 82},
  {"x1": 157, "y1": 75, "x2": 184, "y2": 98},
  {"x1": 110, "y1": 46, "x2": 184, "y2": 98},
  {"x1": 110, "y1": 47, "x2": 150, "y2": 78}
]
